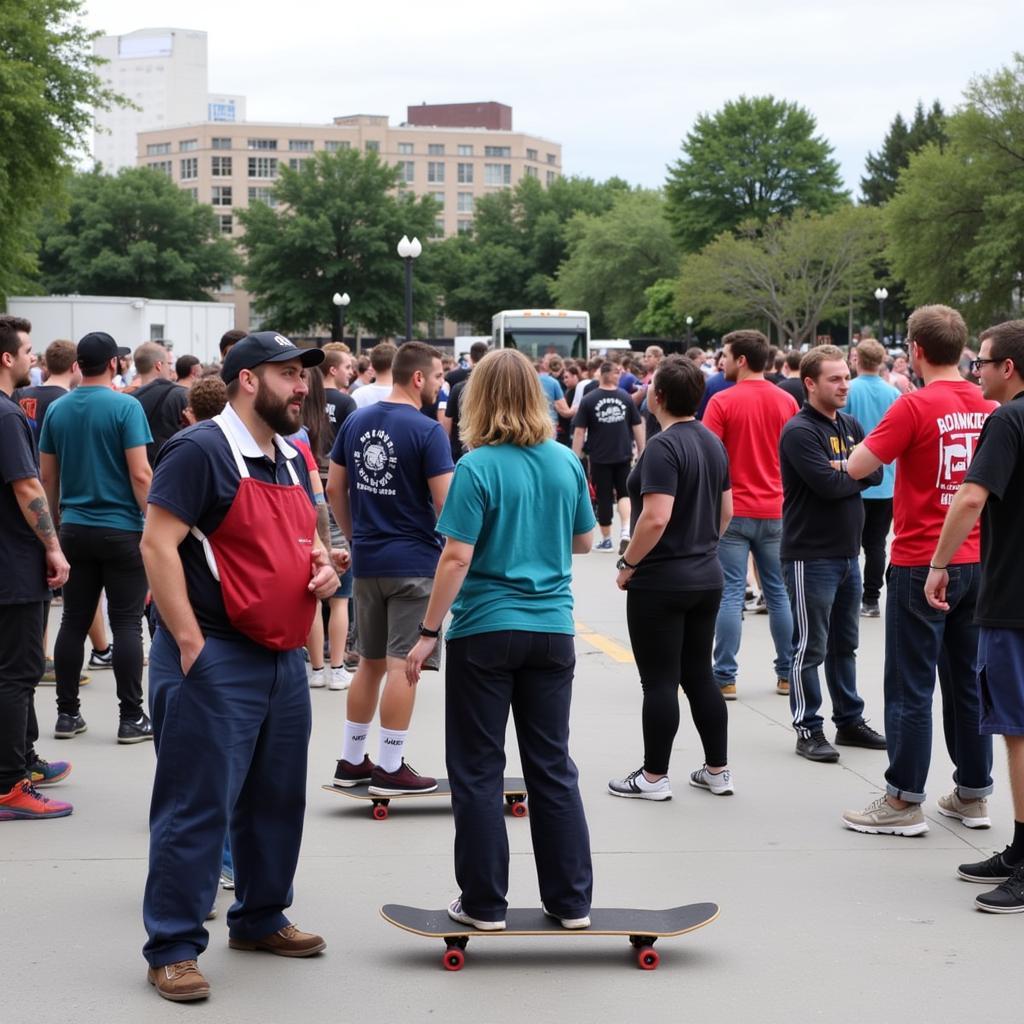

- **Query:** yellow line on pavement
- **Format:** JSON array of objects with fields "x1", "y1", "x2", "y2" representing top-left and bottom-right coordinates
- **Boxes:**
[{"x1": 574, "y1": 621, "x2": 635, "y2": 664}]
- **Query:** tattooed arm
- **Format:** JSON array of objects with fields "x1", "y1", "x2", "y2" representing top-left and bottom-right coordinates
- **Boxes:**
[{"x1": 11, "y1": 476, "x2": 70, "y2": 588}]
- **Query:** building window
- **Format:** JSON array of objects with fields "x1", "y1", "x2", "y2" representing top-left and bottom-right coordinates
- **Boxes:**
[
  {"x1": 219, "y1": 214, "x2": 233, "y2": 235},
  {"x1": 484, "y1": 163, "x2": 512, "y2": 187},
  {"x1": 365, "y1": 140, "x2": 380, "y2": 153},
  {"x1": 212, "y1": 137, "x2": 232, "y2": 150},
  {"x1": 149, "y1": 324, "x2": 165, "y2": 342},
  {"x1": 247, "y1": 157, "x2": 278, "y2": 178},
  {"x1": 524, "y1": 165, "x2": 539, "y2": 179},
  {"x1": 248, "y1": 138, "x2": 278, "y2": 150},
  {"x1": 211, "y1": 156, "x2": 232, "y2": 176},
  {"x1": 547, "y1": 152, "x2": 557, "y2": 165},
  {"x1": 180, "y1": 139, "x2": 198, "y2": 152},
  {"x1": 457, "y1": 192, "x2": 474, "y2": 213},
  {"x1": 485, "y1": 145, "x2": 511, "y2": 158},
  {"x1": 149, "y1": 160, "x2": 172, "y2": 177},
  {"x1": 396, "y1": 161, "x2": 415, "y2": 183},
  {"x1": 430, "y1": 217, "x2": 445, "y2": 238},
  {"x1": 430, "y1": 191, "x2": 445, "y2": 208},
  {"x1": 325, "y1": 140, "x2": 351, "y2": 152},
  {"x1": 398, "y1": 142, "x2": 413, "y2": 155},
  {"x1": 218, "y1": 280, "x2": 235, "y2": 295},
  {"x1": 248, "y1": 186, "x2": 277, "y2": 208},
  {"x1": 289, "y1": 139, "x2": 314, "y2": 151},
  {"x1": 457, "y1": 162, "x2": 474, "y2": 184},
  {"x1": 288, "y1": 158, "x2": 306, "y2": 172},
  {"x1": 185, "y1": 188, "x2": 198, "y2": 202},
  {"x1": 457, "y1": 218, "x2": 473, "y2": 235},
  {"x1": 146, "y1": 142, "x2": 171, "y2": 156},
  {"x1": 526, "y1": 148, "x2": 538, "y2": 161},
  {"x1": 428, "y1": 143, "x2": 445, "y2": 156},
  {"x1": 211, "y1": 186, "x2": 233, "y2": 206},
  {"x1": 427, "y1": 162, "x2": 445, "y2": 183},
  {"x1": 180, "y1": 157, "x2": 198, "y2": 180},
  {"x1": 546, "y1": 170, "x2": 557, "y2": 185},
  {"x1": 457, "y1": 144, "x2": 473, "y2": 156}
]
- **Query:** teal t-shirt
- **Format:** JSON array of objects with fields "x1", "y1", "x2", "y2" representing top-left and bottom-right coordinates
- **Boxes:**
[
  {"x1": 847, "y1": 374, "x2": 900, "y2": 500},
  {"x1": 39, "y1": 386, "x2": 153, "y2": 531},
  {"x1": 437, "y1": 440, "x2": 596, "y2": 640}
]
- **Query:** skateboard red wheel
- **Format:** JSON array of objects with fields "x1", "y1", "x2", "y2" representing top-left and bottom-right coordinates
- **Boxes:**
[
  {"x1": 510, "y1": 801, "x2": 527, "y2": 818},
  {"x1": 637, "y1": 947, "x2": 660, "y2": 971},
  {"x1": 443, "y1": 948, "x2": 465, "y2": 971},
  {"x1": 372, "y1": 804, "x2": 389, "y2": 821}
]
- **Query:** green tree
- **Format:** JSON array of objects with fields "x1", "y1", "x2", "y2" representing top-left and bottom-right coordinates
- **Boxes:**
[
  {"x1": 633, "y1": 278, "x2": 688, "y2": 338},
  {"x1": 861, "y1": 100, "x2": 947, "y2": 206},
  {"x1": 0, "y1": 0, "x2": 120, "y2": 297},
  {"x1": 239, "y1": 149, "x2": 439, "y2": 336},
  {"x1": 551, "y1": 190, "x2": 679, "y2": 336},
  {"x1": 665, "y1": 95, "x2": 846, "y2": 253},
  {"x1": 37, "y1": 168, "x2": 239, "y2": 299},
  {"x1": 678, "y1": 206, "x2": 884, "y2": 346},
  {"x1": 887, "y1": 55, "x2": 1024, "y2": 325}
]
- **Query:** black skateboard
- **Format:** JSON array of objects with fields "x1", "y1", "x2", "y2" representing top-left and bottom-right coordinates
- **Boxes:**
[
  {"x1": 380, "y1": 902, "x2": 720, "y2": 971},
  {"x1": 322, "y1": 777, "x2": 528, "y2": 820}
]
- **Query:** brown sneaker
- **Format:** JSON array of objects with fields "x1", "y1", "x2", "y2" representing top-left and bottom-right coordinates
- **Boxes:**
[
  {"x1": 229, "y1": 923, "x2": 326, "y2": 958},
  {"x1": 776, "y1": 678, "x2": 789, "y2": 696},
  {"x1": 720, "y1": 683, "x2": 737, "y2": 701},
  {"x1": 368, "y1": 760, "x2": 438, "y2": 795},
  {"x1": 147, "y1": 959, "x2": 211, "y2": 1002}
]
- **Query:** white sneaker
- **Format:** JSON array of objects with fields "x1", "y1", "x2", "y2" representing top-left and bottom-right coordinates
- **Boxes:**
[
  {"x1": 447, "y1": 897, "x2": 506, "y2": 931},
  {"x1": 607, "y1": 767, "x2": 672, "y2": 801},
  {"x1": 689, "y1": 765, "x2": 734, "y2": 795},
  {"x1": 309, "y1": 667, "x2": 326, "y2": 689},
  {"x1": 543, "y1": 905, "x2": 591, "y2": 929},
  {"x1": 328, "y1": 666, "x2": 352, "y2": 691}
]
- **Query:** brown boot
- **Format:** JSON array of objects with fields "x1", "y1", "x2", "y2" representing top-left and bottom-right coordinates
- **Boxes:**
[
  {"x1": 228, "y1": 923, "x2": 326, "y2": 958},
  {"x1": 147, "y1": 959, "x2": 211, "y2": 1002}
]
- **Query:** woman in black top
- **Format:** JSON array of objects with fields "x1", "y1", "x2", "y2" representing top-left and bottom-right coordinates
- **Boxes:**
[{"x1": 607, "y1": 356, "x2": 735, "y2": 801}]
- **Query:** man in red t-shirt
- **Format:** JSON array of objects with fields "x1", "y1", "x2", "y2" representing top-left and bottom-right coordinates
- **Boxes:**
[
  {"x1": 703, "y1": 330, "x2": 799, "y2": 699},
  {"x1": 841, "y1": 304, "x2": 996, "y2": 836}
]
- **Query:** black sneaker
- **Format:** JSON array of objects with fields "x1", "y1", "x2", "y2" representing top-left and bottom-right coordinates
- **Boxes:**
[
  {"x1": 117, "y1": 714, "x2": 154, "y2": 744},
  {"x1": 835, "y1": 721, "x2": 887, "y2": 749},
  {"x1": 332, "y1": 755, "x2": 375, "y2": 788},
  {"x1": 795, "y1": 730, "x2": 839, "y2": 763},
  {"x1": 860, "y1": 601, "x2": 880, "y2": 618},
  {"x1": 54, "y1": 713, "x2": 87, "y2": 739},
  {"x1": 958, "y1": 847, "x2": 1017, "y2": 883},
  {"x1": 88, "y1": 646, "x2": 113, "y2": 669},
  {"x1": 975, "y1": 863, "x2": 1024, "y2": 913}
]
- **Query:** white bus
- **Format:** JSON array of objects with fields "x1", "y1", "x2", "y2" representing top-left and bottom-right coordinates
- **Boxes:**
[{"x1": 491, "y1": 309, "x2": 590, "y2": 361}]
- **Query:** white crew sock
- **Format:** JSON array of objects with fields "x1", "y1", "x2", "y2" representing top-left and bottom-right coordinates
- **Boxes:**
[
  {"x1": 620, "y1": 527, "x2": 630, "y2": 539},
  {"x1": 378, "y1": 728, "x2": 407, "y2": 773},
  {"x1": 341, "y1": 720, "x2": 370, "y2": 765}
]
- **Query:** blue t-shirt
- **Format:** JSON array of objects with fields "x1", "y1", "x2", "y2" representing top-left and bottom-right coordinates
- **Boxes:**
[
  {"x1": 331, "y1": 401, "x2": 454, "y2": 578},
  {"x1": 437, "y1": 440, "x2": 596, "y2": 639},
  {"x1": 619, "y1": 372, "x2": 639, "y2": 395},
  {"x1": 39, "y1": 386, "x2": 152, "y2": 532},
  {"x1": 847, "y1": 374, "x2": 900, "y2": 499},
  {"x1": 538, "y1": 373, "x2": 564, "y2": 424},
  {"x1": 696, "y1": 372, "x2": 735, "y2": 420}
]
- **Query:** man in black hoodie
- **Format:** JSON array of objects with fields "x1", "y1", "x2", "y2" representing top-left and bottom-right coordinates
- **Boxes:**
[{"x1": 779, "y1": 345, "x2": 886, "y2": 763}]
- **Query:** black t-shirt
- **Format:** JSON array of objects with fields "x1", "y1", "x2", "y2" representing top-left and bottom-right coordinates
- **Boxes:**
[
  {"x1": 446, "y1": 377, "x2": 469, "y2": 462},
  {"x1": 573, "y1": 387, "x2": 641, "y2": 465},
  {"x1": 964, "y1": 392, "x2": 1024, "y2": 627},
  {"x1": 626, "y1": 420, "x2": 731, "y2": 591},
  {"x1": 131, "y1": 379, "x2": 189, "y2": 467},
  {"x1": 14, "y1": 384, "x2": 68, "y2": 443},
  {"x1": 324, "y1": 388, "x2": 357, "y2": 448},
  {"x1": 446, "y1": 367, "x2": 470, "y2": 389},
  {"x1": 0, "y1": 392, "x2": 49, "y2": 604},
  {"x1": 777, "y1": 377, "x2": 806, "y2": 407}
]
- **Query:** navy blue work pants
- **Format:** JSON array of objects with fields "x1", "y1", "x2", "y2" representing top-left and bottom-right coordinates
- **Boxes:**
[{"x1": 143, "y1": 628, "x2": 311, "y2": 967}]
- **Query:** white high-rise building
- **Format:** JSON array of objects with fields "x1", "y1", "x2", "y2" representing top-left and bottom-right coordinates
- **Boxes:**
[{"x1": 93, "y1": 28, "x2": 245, "y2": 173}]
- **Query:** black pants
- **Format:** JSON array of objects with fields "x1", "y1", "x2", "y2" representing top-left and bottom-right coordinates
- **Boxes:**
[
  {"x1": 861, "y1": 499, "x2": 893, "y2": 604},
  {"x1": 0, "y1": 602, "x2": 45, "y2": 792},
  {"x1": 626, "y1": 587, "x2": 726, "y2": 774},
  {"x1": 54, "y1": 524, "x2": 147, "y2": 720},
  {"x1": 590, "y1": 461, "x2": 630, "y2": 527},
  {"x1": 445, "y1": 631, "x2": 592, "y2": 922}
]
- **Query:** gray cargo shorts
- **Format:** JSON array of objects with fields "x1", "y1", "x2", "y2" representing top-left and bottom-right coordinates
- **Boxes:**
[{"x1": 354, "y1": 576, "x2": 441, "y2": 669}]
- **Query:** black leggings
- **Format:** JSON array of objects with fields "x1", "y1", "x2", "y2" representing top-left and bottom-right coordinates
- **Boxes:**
[
  {"x1": 590, "y1": 461, "x2": 630, "y2": 527},
  {"x1": 626, "y1": 586, "x2": 726, "y2": 774}
]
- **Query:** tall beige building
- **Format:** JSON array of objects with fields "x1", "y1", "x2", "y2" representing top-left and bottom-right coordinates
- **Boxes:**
[{"x1": 136, "y1": 103, "x2": 562, "y2": 332}]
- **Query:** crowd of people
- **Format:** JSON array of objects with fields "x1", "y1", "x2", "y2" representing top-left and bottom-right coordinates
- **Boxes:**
[{"x1": 1, "y1": 303, "x2": 1023, "y2": 1004}]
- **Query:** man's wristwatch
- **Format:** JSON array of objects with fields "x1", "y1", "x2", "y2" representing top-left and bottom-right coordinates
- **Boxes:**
[
  {"x1": 418, "y1": 622, "x2": 441, "y2": 639},
  {"x1": 616, "y1": 555, "x2": 637, "y2": 571}
]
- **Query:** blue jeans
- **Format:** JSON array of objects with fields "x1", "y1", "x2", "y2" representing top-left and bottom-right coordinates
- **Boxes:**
[
  {"x1": 783, "y1": 558, "x2": 865, "y2": 737},
  {"x1": 714, "y1": 517, "x2": 792, "y2": 686},
  {"x1": 883, "y1": 564, "x2": 993, "y2": 803}
]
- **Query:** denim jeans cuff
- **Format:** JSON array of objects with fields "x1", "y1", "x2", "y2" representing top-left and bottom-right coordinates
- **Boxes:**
[
  {"x1": 885, "y1": 783, "x2": 925, "y2": 804},
  {"x1": 955, "y1": 783, "x2": 994, "y2": 799}
]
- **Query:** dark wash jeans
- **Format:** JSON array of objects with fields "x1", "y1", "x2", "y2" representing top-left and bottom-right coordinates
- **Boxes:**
[
  {"x1": 54, "y1": 523, "x2": 147, "y2": 720},
  {"x1": 445, "y1": 630, "x2": 592, "y2": 922},
  {"x1": 0, "y1": 602, "x2": 45, "y2": 792},
  {"x1": 883, "y1": 563, "x2": 992, "y2": 803},
  {"x1": 783, "y1": 557, "x2": 866, "y2": 738},
  {"x1": 861, "y1": 498, "x2": 893, "y2": 604}
]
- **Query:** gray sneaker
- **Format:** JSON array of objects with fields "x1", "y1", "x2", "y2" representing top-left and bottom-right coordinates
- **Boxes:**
[
  {"x1": 607, "y1": 767, "x2": 672, "y2": 801},
  {"x1": 842, "y1": 795, "x2": 928, "y2": 836},
  {"x1": 937, "y1": 790, "x2": 991, "y2": 829}
]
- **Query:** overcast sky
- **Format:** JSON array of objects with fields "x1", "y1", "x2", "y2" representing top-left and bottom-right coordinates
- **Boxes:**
[{"x1": 82, "y1": 0, "x2": 1023, "y2": 195}]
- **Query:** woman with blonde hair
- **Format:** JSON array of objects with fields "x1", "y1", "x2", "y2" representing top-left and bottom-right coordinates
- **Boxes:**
[{"x1": 406, "y1": 348, "x2": 596, "y2": 932}]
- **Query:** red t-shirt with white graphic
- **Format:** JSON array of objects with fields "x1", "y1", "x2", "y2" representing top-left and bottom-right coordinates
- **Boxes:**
[{"x1": 862, "y1": 380, "x2": 997, "y2": 566}]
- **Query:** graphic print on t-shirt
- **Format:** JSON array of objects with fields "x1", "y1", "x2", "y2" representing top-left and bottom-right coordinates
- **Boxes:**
[
  {"x1": 353, "y1": 427, "x2": 398, "y2": 496},
  {"x1": 593, "y1": 395, "x2": 628, "y2": 424},
  {"x1": 934, "y1": 411, "x2": 986, "y2": 501}
]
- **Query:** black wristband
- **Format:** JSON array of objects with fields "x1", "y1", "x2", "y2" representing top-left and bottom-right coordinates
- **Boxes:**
[
  {"x1": 418, "y1": 622, "x2": 441, "y2": 638},
  {"x1": 929, "y1": 564, "x2": 948, "y2": 571}
]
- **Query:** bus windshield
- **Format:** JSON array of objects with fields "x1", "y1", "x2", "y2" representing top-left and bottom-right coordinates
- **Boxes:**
[
  {"x1": 492, "y1": 310, "x2": 590, "y2": 361},
  {"x1": 504, "y1": 330, "x2": 586, "y2": 361}
]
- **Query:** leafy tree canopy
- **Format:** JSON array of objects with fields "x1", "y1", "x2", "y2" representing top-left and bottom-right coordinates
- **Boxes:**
[
  {"x1": 861, "y1": 100, "x2": 947, "y2": 206},
  {"x1": 633, "y1": 278, "x2": 689, "y2": 338}
]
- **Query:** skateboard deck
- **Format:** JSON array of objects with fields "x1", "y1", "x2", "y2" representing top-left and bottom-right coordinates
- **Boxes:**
[
  {"x1": 380, "y1": 902, "x2": 720, "y2": 970},
  {"x1": 322, "y1": 777, "x2": 528, "y2": 820}
]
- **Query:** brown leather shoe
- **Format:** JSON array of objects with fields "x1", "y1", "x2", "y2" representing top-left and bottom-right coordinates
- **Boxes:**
[
  {"x1": 147, "y1": 959, "x2": 211, "y2": 1002},
  {"x1": 228, "y1": 923, "x2": 326, "y2": 957}
]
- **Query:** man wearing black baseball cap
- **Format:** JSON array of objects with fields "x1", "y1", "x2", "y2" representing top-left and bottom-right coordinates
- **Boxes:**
[
  {"x1": 39, "y1": 331, "x2": 154, "y2": 744},
  {"x1": 140, "y1": 329, "x2": 335, "y2": 1002}
]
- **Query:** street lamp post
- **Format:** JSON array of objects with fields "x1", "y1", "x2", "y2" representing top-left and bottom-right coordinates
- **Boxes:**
[
  {"x1": 874, "y1": 286, "x2": 889, "y2": 344},
  {"x1": 396, "y1": 235, "x2": 422, "y2": 342},
  {"x1": 331, "y1": 291, "x2": 350, "y2": 344},
  {"x1": 685, "y1": 315, "x2": 694, "y2": 346}
]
